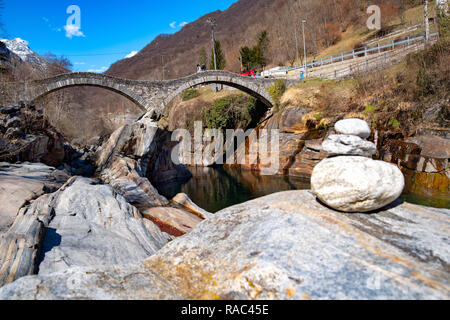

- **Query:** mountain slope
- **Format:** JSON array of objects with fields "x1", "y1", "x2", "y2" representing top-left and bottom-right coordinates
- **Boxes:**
[
  {"x1": 107, "y1": 0, "x2": 387, "y2": 80},
  {"x1": 0, "y1": 38, "x2": 46, "y2": 66}
]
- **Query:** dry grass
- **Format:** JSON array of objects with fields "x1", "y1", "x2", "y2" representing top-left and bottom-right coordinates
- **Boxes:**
[
  {"x1": 277, "y1": 37, "x2": 449, "y2": 136},
  {"x1": 314, "y1": 26, "x2": 374, "y2": 61},
  {"x1": 307, "y1": 4, "x2": 437, "y2": 64}
]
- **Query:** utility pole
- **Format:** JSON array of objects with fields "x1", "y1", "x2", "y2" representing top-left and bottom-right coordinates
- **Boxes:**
[
  {"x1": 207, "y1": 17, "x2": 219, "y2": 91},
  {"x1": 161, "y1": 54, "x2": 166, "y2": 80},
  {"x1": 425, "y1": 0, "x2": 430, "y2": 45},
  {"x1": 302, "y1": 20, "x2": 307, "y2": 78},
  {"x1": 207, "y1": 18, "x2": 217, "y2": 71},
  {"x1": 295, "y1": 24, "x2": 300, "y2": 67}
]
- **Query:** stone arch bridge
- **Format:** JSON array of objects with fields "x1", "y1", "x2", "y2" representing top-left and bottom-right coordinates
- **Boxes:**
[{"x1": 8, "y1": 71, "x2": 297, "y2": 114}]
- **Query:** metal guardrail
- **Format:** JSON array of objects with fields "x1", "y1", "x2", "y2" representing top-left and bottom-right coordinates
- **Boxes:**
[
  {"x1": 312, "y1": 41, "x2": 427, "y2": 81},
  {"x1": 280, "y1": 32, "x2": 439, "y2": 76}
]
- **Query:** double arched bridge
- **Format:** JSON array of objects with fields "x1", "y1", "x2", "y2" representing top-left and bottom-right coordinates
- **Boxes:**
[{"x1": 8, "y1": 71, "x2": 297, "y2": 114}]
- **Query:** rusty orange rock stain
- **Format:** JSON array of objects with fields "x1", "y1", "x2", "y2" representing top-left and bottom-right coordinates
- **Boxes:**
[
  {"x1": 301, "y1": 293, "x2": 311, "y2": 300},
  {"x1": 286, "y1": 287, "x2": 296, "y2": 298},
  {"x1": 411, "y1": 272, "x2": 450, "y2": 291}
]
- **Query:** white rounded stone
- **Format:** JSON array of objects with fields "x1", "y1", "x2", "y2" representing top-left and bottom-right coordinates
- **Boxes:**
[
  {"x1": 311, "y1": 156, "x2": 405, "y2": 212},
  {"x1": 322, "y1": 134, "x2": 377, "y2": 157},
  {"x1": 335, "y1": 119, "x2": 371, "y2": 139}
]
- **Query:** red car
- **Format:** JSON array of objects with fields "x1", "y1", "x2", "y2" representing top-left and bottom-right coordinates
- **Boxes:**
[{"x1": 238, "y1": 69, "x2": 257, "y2": 77}]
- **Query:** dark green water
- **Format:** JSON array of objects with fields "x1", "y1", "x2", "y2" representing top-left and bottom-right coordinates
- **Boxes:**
[
  {"x1": 155, "y1": 166, "x2": 449, "y2": 213},
  {"x1": 156, "y1": 166, "x2": 311, "y2": 213}
]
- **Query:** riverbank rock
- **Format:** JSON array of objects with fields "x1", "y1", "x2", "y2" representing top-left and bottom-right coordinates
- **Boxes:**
[
  {"x1": 37, "y1": 177, "x2": 170, "y2": 275},
  {"x1": 322, "y1": 134, "x2": 377, "y2": 157},
  {"x1": 96, "y1": 112, "x2": 191, "y2": 209},
  {"x1": 0, "y1": 162, "x2": 69, "y2": 235},
  {"x1": 171, "y1": 193, "x2": 212, "y2": 219},
  {"x1": 311, "y1": 156, "x2": 404, "y2": 212},
  {"x1": 406, "y1": 135, "x2": 450, "y2": 159},
  {"x1": 100, "y1": 156, "x2": 169, "y2": 209},
  {"x1": 379, "y1": 136, "x2": 449, "y2": 202},
  {"x1": 0, "y1": 103, "x2": 66, "y2": 167},
  {"x1": 334, "y1": 118, "x2": 371, "y2": 139},
  {"x1": 141, "y1": 207, "x2": 203, "y2": 237},
  {"x1": 0, "y1": 176, "x2": 170, "y2": 286},
  {"x1": 1, "y1": 190, "x2": 448, "y2": 300}
]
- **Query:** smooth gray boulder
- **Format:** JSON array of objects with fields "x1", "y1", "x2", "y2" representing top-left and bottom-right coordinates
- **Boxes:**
[
  {"x1": 335, "y1": 118, "x2": 371, "y2": 139},
  {"x1": 1, "y1": 190, "x2": 448, "y2": 300},
  {"x1": 37, "y1": 177, "x2": 170, "y2": 275},
  {"x1": 0, "y1": 162, "x2": 69, "y2": 235},
  {"x1": 322, "y1": 134, "x2": 377, "y2": 157},
  {"x1": 311, "y1": 156, "x2": 405, "y2": 212}
]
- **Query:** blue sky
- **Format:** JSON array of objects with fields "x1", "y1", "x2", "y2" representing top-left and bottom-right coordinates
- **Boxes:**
[{"x1": 2, "y1": 0, "x2": 237, "y2": 71}]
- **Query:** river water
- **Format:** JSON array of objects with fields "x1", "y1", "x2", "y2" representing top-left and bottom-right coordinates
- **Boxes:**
[{"x1": 155, "y1": 166, "x2": 449, "y2": 213}]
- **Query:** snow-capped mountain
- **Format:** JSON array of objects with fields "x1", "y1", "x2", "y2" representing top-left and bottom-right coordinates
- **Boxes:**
[{"x1": 0, "y1": 38, "x2": 45, "y2": 65}]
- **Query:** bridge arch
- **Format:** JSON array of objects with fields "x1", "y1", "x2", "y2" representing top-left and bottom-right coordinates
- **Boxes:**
[
  {"x1": 27, "y1": 73, "x2": 153, "y2": 113},
  {"x1": 163, "y1": 71, "x2": 274, "y2": 109},
  {"x1": 17, "y1": 71, "x2": 282, "y2": 116}
]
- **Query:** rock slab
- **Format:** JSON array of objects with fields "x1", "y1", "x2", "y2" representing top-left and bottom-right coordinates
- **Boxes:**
[
  {"x1": 322, "y1": 134, "x2": 377, "y2": 157},
  {"x1": 0, "y1": 162, "x2": 69, "y2": 235},
  {"x1": 0, "y1": 177, "x2": 170, "y2": 286},
  {"x1": 37, "y1": 177, "x2": 170, "y2": 275},
  {"x1": 1, "y1": 191, "x2": 448, "y2": 300}
]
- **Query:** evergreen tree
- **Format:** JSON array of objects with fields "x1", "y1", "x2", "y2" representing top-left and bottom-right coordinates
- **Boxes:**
[
  {"x1": 238, "y1": 31, "x2": 269, "y2": 71},
  {"x1": 198, "y1": 46, "x2": 208, "y2": 66},
  {"x1": 255, "y1": 30, "x2": 269, "y2": 68},
  {"x1": 210, "y1": 40, "x2": 226, "y2": 70},
  {"x1": 239, "y1": 46, "x2": 254, "y2": 69}
]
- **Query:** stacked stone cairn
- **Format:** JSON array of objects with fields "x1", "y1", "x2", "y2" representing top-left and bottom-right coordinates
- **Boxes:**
[{"x1": 311, "y1": 118, "x2": 405, "y2": 213}]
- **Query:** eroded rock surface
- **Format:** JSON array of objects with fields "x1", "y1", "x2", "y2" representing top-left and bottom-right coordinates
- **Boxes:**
[
  {"x1": 0, "y1": 177, "x2": 170, "y2": 286},
  {"x1": 0, "y1": 191, "x2": 448, "y2": 300},
  {"x1": 95, "y1": 112, "x2": 191, "y2": 209},
  {"x1": 141, "y1": 207, "x2": 203, "y2": 237},
  {"x1": 37, "y1": 177, "x2": 170, "y2": 275},
  {"x1": 0, "y1": 162, "x2": 69, "y2": 235}
]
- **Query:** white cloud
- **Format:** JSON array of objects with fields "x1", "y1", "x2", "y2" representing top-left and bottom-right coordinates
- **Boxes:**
[
  {"x1": 170, "y1": 21, "x2": 177, "y2": 29},
  {"x1": 87, "y1": 66, "x2": 107, "y2": 73},
  {"x1": 125, "y1": 51, "x2": 138, "y2": 59},
  {"x1": 64, "y1": 24, "x2": 85, "y2": 39},
  {"x1": 74, "y1": 62, "x2": 86, "y2": 65},
  {"x1": 179, "y1": 22, "x2": 188, "y2": 27},
  {"x1": 42, "y1": 17, "x2": 62, "y2": 32}
]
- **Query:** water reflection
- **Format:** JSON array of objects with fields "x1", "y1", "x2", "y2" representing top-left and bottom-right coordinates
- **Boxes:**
[
  {"x1": 155, "y1": 166, "x2": 448, "y2": 213},
  {"x1": 155, "y1": 166, "x2": 311, "y2": 213}
]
